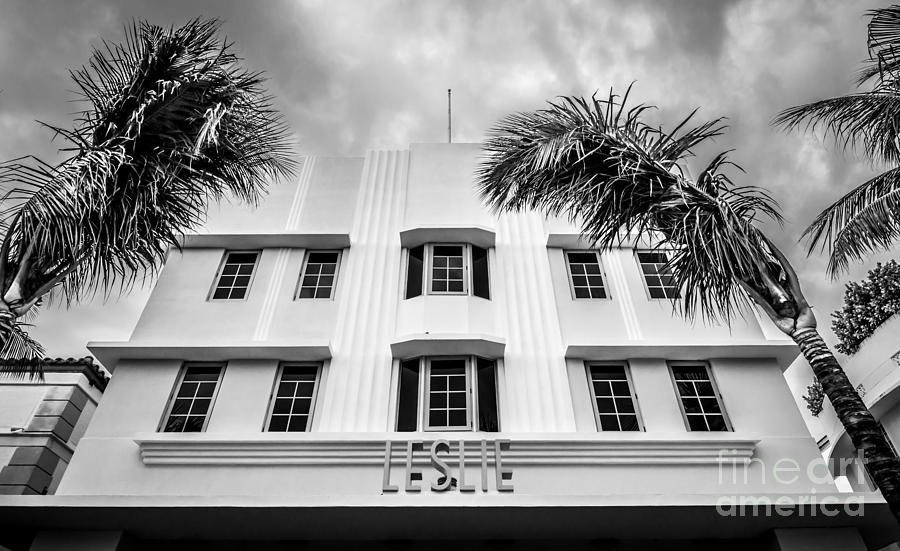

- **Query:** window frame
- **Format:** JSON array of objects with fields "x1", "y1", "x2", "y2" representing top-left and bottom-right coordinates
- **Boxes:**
[
  {"x1": 634, "y1": 249, "x2": 680, "y2": 300},
  {"x1": 584, "y1": 361, "x2": 643, "y2": 432},
  {"x1": 263, "y1": 362, "x2": 323, "y2": 432},
  {"x1": 208, "y1": 250, "x2": 262, "y2": 301},
  {"x1": 667, "y1": 360, "x2": 732, "y2": 432},
  {"x1": 159, "y1": 362, "x2": 226, "y2": 433},
  {"x1": 564, "y1": 250, "x2": 612, "y2": 300},
  {"x1": 423, "y1": 356, "x2": 473, "y2": 431},
  {"x1": 393, "y1": 355, "x2": 500, "y2": 432},
  {"x1": 426, "y1": 243, "x2": 470, "y2": 296},
  {"x1": 295, "y1": 249, "x2": 343, "y2": 300}
]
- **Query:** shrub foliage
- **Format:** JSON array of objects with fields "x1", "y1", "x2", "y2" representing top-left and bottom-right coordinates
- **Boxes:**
[{"x1": 832, "y1": 260, "x2": 900, "y2": 355}]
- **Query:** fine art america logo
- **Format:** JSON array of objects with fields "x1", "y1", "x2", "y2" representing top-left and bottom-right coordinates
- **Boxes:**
[
  {"x1": 715, "y1": 449, "x2": 868, "y2": 517},
  {"x1": 381, "y1": 439, "x2": 514, "y2": 493}
]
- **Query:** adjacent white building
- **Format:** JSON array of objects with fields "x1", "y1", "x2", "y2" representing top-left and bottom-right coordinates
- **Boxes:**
[
  {"x1": 810, "y1": 314, "x2": 900, "y2": 494},
  {"x1": 0, "y1": 357, "x2": 106, "y2": 499},
  {"x1": 4, "y1": 144, "x2": 897, "y2": 550}
]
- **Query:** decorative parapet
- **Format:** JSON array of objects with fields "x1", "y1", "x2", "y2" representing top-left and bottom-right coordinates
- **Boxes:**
[{"x1": 0, "y1": 357, "x2": 108, "y2": 390}]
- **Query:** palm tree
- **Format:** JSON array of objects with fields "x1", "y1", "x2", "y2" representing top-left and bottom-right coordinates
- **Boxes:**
[
  {"x1": 0, "y1": 18, "x2": 295, "y2": 375},
  {"x1": 775, "y1": 6, "x2": 900, "y2": 275},
  {"x1": 477, "y1": 89, "x2": 900, "y2": 522}
]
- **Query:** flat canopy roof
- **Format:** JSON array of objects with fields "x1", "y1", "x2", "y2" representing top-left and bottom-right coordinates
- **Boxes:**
[{"x1": 0, "y1": 494, "x2": 895, "y2": 547}]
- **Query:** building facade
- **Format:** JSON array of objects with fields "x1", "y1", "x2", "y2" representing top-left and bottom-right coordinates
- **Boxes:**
[{"x1": 4, "y1": 144, "x2": 897, "y2": 550}]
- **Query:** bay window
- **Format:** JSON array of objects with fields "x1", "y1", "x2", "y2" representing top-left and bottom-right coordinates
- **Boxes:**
[
  {"x1": 395, "y1": 356, "x2": 499, "y2": 432},
  {"x1": 405, "y1": 244, "x2": 490, "y2": 299}
]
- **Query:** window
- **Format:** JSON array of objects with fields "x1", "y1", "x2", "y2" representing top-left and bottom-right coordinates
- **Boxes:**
[
  {"x1": 586, "y1": 363, "x2": 641, "y2": 431},
  {"x1": 636, "y1": 250, "x2": 679, "y2": 299},
  {"x1": 297, "y1": 251, "x2": 342, "y2": 299},
  {"x1": 266, "y1": 364, "x2": 322, "y2": 432},
  {"x1": 395, "y1": 356, "x2": 499, "y2": 432},
  {"x1": 210, "y1": 251, "x2": 260, "y2": 300},
  {"x1": 565, "y1": 251, "x2": 609, "y2": 299},
  {"x1": 162, "y1": 364, "x2": 224, "y2": 432},
  {"x1": 426, "y1": 359, "x2": 470, "y2": 429},
  {"x1": 431, "y1": 245, "x2": 466, "y2": 294},
  {"x1": 669, "y1": 362, "x2": 730, "y2": 432},
  {"x1": 405, "y1": 244, "x2": 490, "y2": 299}
]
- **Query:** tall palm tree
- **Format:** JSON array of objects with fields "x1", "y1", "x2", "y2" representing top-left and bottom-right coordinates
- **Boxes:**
[
  {"x1": 776, "y1": 6, "x2": 900, "y2": 275},
  {"x1": 477, "y1": 89, "x2": 900, "y2": 522},
  {"x1": 0, "y1": 18, "x2": 295, "y2": 374}
]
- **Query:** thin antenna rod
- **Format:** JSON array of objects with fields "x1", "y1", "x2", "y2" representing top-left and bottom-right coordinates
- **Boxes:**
[{"x1": 447, "y1": 89, "x2": 452, "y2": 143}]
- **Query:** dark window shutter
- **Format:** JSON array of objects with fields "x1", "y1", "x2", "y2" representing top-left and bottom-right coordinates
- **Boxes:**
[
  {"x1": 471, "y1": 246, "x2": 490, "y2": 299},
  {"x1": 405, "y1": 246, "x2": 424, "y2": 299},
  {"x1": 397, "y1": 359, "x2": 420, "y2": 431},
  {"x1": 476, "y1": 358, "x2": 499, "y2": 432}
]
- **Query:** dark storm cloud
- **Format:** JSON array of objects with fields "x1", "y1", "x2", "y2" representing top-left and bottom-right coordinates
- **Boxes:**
[{"x1": 0, "y1": 0, "x2": 896, "y2": 362}]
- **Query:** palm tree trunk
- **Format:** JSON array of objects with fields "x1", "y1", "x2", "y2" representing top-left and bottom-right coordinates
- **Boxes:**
[{"x1": 793, "y1": 327, "x2": 900, "y2": 520}]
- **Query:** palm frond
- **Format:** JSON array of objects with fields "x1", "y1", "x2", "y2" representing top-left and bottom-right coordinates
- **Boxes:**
[
  {"x1": 776, "y1": 6, "x2": 900, "y2": 274},
  {"x1": 859, "y1": 7, "x2": 900, "y2": 84},
  {"x1": 0, "y1": 316, "x2": 45, "y2": 379},
  {"x1": 773, "y1": 91, "x2": 900, "y2": 165},
  {"x1": 0, "y1": 18, "x2": 296, "y2": 313},
  {"x1": 803, "y1": 166, "x2": 900, "y2": 275},
  {"x1": 479, "y1": 90, "x2": 782, "y2": 323}
]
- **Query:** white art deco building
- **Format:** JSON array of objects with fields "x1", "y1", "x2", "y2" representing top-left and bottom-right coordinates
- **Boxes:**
[
  {"x1": 811, "y1": 313, "x2": 900, "y2": 495},
  {"x1": 3, "y1": 143, "x2": 898, "y2": 550}
]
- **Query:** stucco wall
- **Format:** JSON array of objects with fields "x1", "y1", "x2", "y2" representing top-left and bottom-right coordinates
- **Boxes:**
[{"x1": 64, "y1": 144, "x2": 827, "y2": 502}]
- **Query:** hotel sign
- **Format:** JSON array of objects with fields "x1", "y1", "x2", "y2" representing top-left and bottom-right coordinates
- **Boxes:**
[{"x1": 382, "y1": 439, "x2": 514, "y2": 492}]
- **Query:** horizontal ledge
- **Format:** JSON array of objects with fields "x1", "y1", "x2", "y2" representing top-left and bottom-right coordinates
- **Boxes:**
[
  {"x1": 134, "y1": 434, "x2": 757, "y2": 466},
  {"x1": 565, "y1": 342, "x2": 799, "y2": 371},
  {"x1": 547, "y1": 233, "x2": 596, "y2": 249},
  {"x1": 87, "y1": 342, "x2": 332, "y2": 372},
  {"x1": 179, "y1": 233, "x2": 350, "y2": 250},
  {"x1": 400, "y1": 226, "x2": 495, "y2": 249},
  {"x1": 545, "y1": 233, "x2": 647, "y2": 249},
  {"x1": 390, "y1": 334, "x2": 506, "y2": 359}
]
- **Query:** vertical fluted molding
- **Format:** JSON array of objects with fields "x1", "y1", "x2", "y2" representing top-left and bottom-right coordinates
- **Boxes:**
[
  {"x1": 495, "y1": 212, "x2": 576, "y2": 432},
  {"x1": 318, "y1": 150, "x2": 408, "y2": 432}
]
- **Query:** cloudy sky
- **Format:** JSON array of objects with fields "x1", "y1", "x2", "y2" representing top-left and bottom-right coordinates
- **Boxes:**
[{"x1": 0, "y1": 0, "x2": 897, "y2": 391}]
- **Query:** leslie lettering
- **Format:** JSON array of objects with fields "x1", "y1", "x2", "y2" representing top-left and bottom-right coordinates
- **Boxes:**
[{"x1": 381, "y1": 439, "x2": 514, "y2": 493}]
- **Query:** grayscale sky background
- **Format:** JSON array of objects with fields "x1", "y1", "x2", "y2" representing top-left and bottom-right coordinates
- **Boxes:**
[{"x1": 0, "y1": 1, "x2": 897, "y2": 407}]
